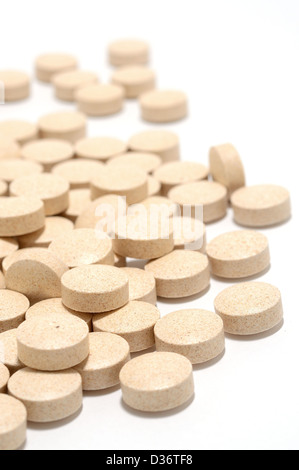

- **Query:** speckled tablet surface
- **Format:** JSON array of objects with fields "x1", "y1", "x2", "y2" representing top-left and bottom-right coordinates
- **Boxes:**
[
  {"x1": 0, "y1": 159, "x2": 42, "y2": 183},
  {"x1": 76, "y1": 84, "x2": 124, "y2": 116},
  {"x1": 129, "y1": 130, "x2": 180, "y2": 163},
  {"x1": 154, "y1": 161, "x2": 209, "y2": 196},
  {"x1": 0, "y1": 329, "x2": 24, "y2": 374},
  {"x1": 21, "y1": 139, "x2": 74, "y2": 172},
  {"x1": 0, "y1": 237, "x2": 19, "y2": 262},
  {"x1": 209, "y1": 143, "x2": 246, "y2": 197},
  {"x1": 75, "y1": 137, "x2": 127, "y2": 162},
  {"x1": 63, "y1": 189, "x2": 91, "y2": 222},
  {"x1": 120, "y1": 267, "x2": 157, "y2": 305},
  {"x1": 108, "y1": 152, "x2": 161, "y2": 174},
  {"x1": 0, "y1": 121, "x2": 38, "y2": 145},
  {"x1": 0, "y1": 364, "x2": 10, "y2": 393},
  {"x1": 172, "y1": 216, "x2": 206, "y2": 252},
  {"x1": 0, "y1": 289, "x2": 29, "y2": 333},
  {"x1": 0, "y1": 393, "x2": 27, "y2": 450},
  {"x1": 18, "y1": 216, "x2": 74, "y2": 249},
  {"x1": 0, "y1": 136, "x2": 20, "y2": 160},
  {"x1": 39, "y1": 111, "x2": 86, "y2": 144},
  {"x1": 0, "y1": 196, "x2": 45, "y2": 237},
  {"x1": 140, "y1": 90, "x2": 188, "y2": 123},
  {"x1": 75, "y1": 194, "x2": 126, "y2": 231},
  {"x1": 52, "y1": 158, "x2": 104, "y2": 189}
]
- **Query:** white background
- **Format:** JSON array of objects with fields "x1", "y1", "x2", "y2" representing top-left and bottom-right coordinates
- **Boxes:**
[{"x1": 1, "y1": 0, "x2": 298, "y2": 451}]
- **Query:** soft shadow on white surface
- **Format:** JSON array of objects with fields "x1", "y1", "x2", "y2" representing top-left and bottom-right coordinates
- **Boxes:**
[
  {"x1": 121, "y1": 394, "x2": 195, "y2": 419},
  {"x1": 211, "y1": 265, "x2": 272, "y2": 284},
  {"x1": 225, "y1": 319, "x2": 285, "y2": 342},
  {"x1": 193, "y1": 350, "x2": 226, "y2": 371},
  {"x1": 157, "y1": 285, "x2": 211, "y2": 305},
  {"x1": 84, "y1": 385, "x2": 121, "y2": 397},
  {"x1": 27, "y1": 406, "x2": 83, "y2": 431}
]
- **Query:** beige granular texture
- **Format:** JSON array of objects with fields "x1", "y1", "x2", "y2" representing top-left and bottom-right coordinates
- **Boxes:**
[
  {"x1": 21, "y1": 139, "x2": 74, "y2": 172},
  {"x1": 49, "y1": 228, "x2": 114, "y2": 268},
  {"x1": 35, "y1": 53, "x2": 78, "y2": 82},
  {"x1": 0, "y1": 121, "x2": 38, "y2": 145},
  {"x1": 108, "y1": 152, "x2": 162, "y2": 174},
  {"x1": 39, "y1": 111, "x2": 86, "y2": 144},
  {"x1": 109, "y1": 39, "x2": 149, "y2": 67},
  {"x1": 10, "y1": 173, "x2": 70, "y2": 216},
  {"x1": 121, "y1": 267, "x2": 157, "y2": 305},
  {"x1": 18, "y1": 216, "x2": 74, "y2": 249},
  {"x1": 147, "y1": 176, "x2": 162, "y2": 197},
  {"x1": 114, "y1": 253, "x2": 126, "y2": 268},
  {"x1": 214, "y1": 282, "x2": 283, "y2": 335},
  {"x1": 0, "y1": 394, "x2": 27, "y2": 450},
  {"x1": 0, "y1": 290, "x2": 30, "y2": 333},
  {"x1": 129, "y1": 130, "x2": 180, "y2": 163},
  {"x1": 0, "y1": 197, "x2": 45, "y2": 237},
  {"x1": 75, "y1": 194, "x2": 126, "y2": 231},
  {"x1": 0, "y1": 364, "x2": 10, "y2": 393},
  {"x1": 63, "y1": 189, "x2": 91, "y2": 222},
  {"x1": 209, "y1": 144, "x2": 246, "y2": 197},
  {"x1": 154, "y1": 162, "x2": 209, "y2": 196},
  {"x1": 139, "y1": 196, "x2": 179, "y2": 218},
  {"x1": 91, "y1": 166, "x2": 148, "y2": 204},
  {"x1": 52, "y1": 70, "x2": 99, "y2": 101},
  {"x1": 5, "y1": 248, "x2": 68, "y2": 304},
  {"x1": 0, "y1": 180, "x2": 7, "y2": 197},
  {"x1": 207, "y1": 230, "x2": 271, "y2": 279},
  {"x1": 75, "y1": 332, "x2": 130, "y2": 391},
  {"x1": 140, "y1": 90, "x2": 188, "y2": 123},
  {"x1": 76, "y1": 84, "x2": 125, "y2": 116},
  {"x1": 173, "y1": 216, "x2": 206, "y2": 252},
  {"x1": 155, "y1": 309, "x2": 225, "y2": 364},
  {"x1": 8, "y1": 368, "x2": 82, "y2": 423},
  {"x1": 26, "y1": 298, "x2": 92, "y2": 332},
  {"x1": 0, "y1": 329, "x2": 24, "y2": 374},
  {"x1": 0, "y1": 135, "x2": 21, "y2": 160},
  {"x1": 0, "y1": 271, "x2": 5, "y2": 289},
  {"x1": 17, "y1": 314, "x2": 89, "y2": 371},
  {"x1": 75, "y1": 136, "x2": 127, "y2": 162},
  {"x1": 93, "y1": 301, "x2": 160, "y2": 352},
  {"x1": 61, "y1": 265, "x2": 129, "y2": 313},
  {"x1": 120, "y1": 352, "x2": 194, "y2": 412},
  {"x1": 231, "y1": 184, "x2": 291, "y2": 227},
  {"x1": 0, "y1": 237, "x2": 19, "y2": 262},
  {"x1": 111, "y1": 66, "x2": 156, "y2": 98},
  {"x1": 169, "y1": 181, "x2": 228, "y2": 223},
  {"x1": 52, "y1": 158, "x2": 104, "y2": 189},
  {"x1": 3, "y1": 248, "x2": 43, "y2": 274},
  {"x1": 145, "y1": 250, "x2": 210, "y2": 299},
  {"x1": 0, "y1": 159, "x2": 42, "y2": 183},
  {"x1": 0, "y1": 70, "x2": 30, "y2": 102}
]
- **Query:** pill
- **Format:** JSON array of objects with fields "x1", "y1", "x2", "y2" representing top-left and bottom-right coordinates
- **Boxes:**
[
  {"x1": 139, "y1": 196, "x2": 179, "y2": 218},
  {"x1": 10, "y1": 173, "x2": 70, "y2": 216},
  {"x1": 154, "y1": 162, "x2": 209, "y2": 196},
  {"x1": 111, "y1": 66, "x2": 156, "y2": 98},
  {"x1": 173, "y1": 216, "x2": 206, "y2": 252},
  {"x1": 129, "y1": 130, "x2": 180, "y2": 163},
  {"x1": 49, "y1": 228, "x2": 114, "y2": 268},
  {"x1": 206, "y1": 230, "x2": 271, "y2": 279},
  {"x1": 35, "y1": 53, "x2": 78, "y2": 83},
  {"x1": 26, "y1": 298, "x2": 92, "y2": 331},
  {"x1": 109, "y1": 39, "x2": 149, "y2": 67},
  {"x1": 93, "y1": 301, "x2": 160, "y2": 352},
  {"x1": 147, "y1": 176, "x2": 162, "y2": 197},
  {"x1": 75, "y1": 194, "x2": 127, "y2": 231},
  {"x1": 145, "y1": 250, "x2": 210, "y2": 298},
  {"x1": 0, "y1": 290, "x2": 29, "y2": 333},
  {"x1": 52, "y1": 70, "x2": 99, "y2": 101},
  {"x1": 61, "y1": 265, "x2": 129, "y2": 313},
  {"x1": 0, "y1": 120, "x2": 38, "y2": 145},
  {"x1": 108, "y1": 152, "x2": 162, "y2": 174},
  {"x1": 209, "y1": 144, "x2": 246, "y2": 197},
  {"x1": 52, "y1": 159, "x2": 104, "y2": 189},
  {"x1": 114, "y1": 253, "x2": 126, "y2": 268},
  {"x1": 39, "y1": 111, "x2": 86, "y2": 144},
  {"x1": 0, "y1": 197, "x2": 45, "y2": 237},
  {"x1": 75, "y1": 332, "x2": 130, "y2": 391},
  {"x1": 18, "y1": 216, "x2": 74, "y2": 249},
  {"x1": 17, "y1": 314, "x2": 89, "y2": 371},
  {"x1": 91, "y1": 166, "x2": 148, "y2": 204},
  {"x1": 0, "y1": 329, "x2": 23, "y2": 374},
  {"x1": 0, "y1": 271, "x2": 5, "y2": 289},
  {"x1": 120, "y1": 352, "x2": 194, "y2": 412},
  {"x1": 75, "y1": 136, "x2": 127, "y2": 162},
  {"x1": 3, "y1": 247, "x2": 48, "y2": 274},
  {"x1": 0, "y1": 136, "x2": 20, "y2": 160},
  {"x1": 63, "y1": 189, "x2": 91, "y2": 222},
  {"x1": 5, "y1": 248, "x2": 68, "y2": 304},
  {"x1": 21, "y1": 139, "x2": 74, "y2": 172},
  {"x1": 214, "y1": 282, "x2": 284, "y2": 335},
  {"x1": 0, "y1": 364, "x2": 10, "y2": 393},
  {"x1": 76, "y1": 84, "x2": 124, "y2": 117},
  {"x1": 121, "y1": 267, "x2": 157, "y2": 305},
  {"x1": 231, "y1": 184, "x2": 291, "y2": 227},
  {"x1": 0, "y1": 394, "x2": 27, "y2": 450},
  {"x1": 8, "y1": 368, "x2": 82, "y2": 423},
  {"x1": 0, "y1": 180, "x2": 7, "y2": 197},
  {"x1": 140, "y1": 90, "x2": 188, "y2": 123},
  {"x1": 169, "y1": 181, "x2": 228, "y2": 223},
  {"x1": 0, "y1": 159, "x2": 42, "y2": 184},
  {"x1": 0, "y1": 70, "x2": 30, "y2": 102},
  {"x1": 0, "y1": 237, "x2": 19, "y2": 262}
]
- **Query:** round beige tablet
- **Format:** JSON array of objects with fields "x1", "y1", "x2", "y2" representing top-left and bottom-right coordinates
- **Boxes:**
[
  {"x1": 93, "y1": 301, "x2": 160, "y2": 352},
  {"x1": 169, "y1": 181, "x2": 228, "y2": 223},
  {"x1": 114, "y1": 253, "x2": 126, "y2": 268},
  {"x1": 139, "y1": 195, "x2": 179, "y2": 218},
  {"x1": 0, "y1": 271, "x2": 5, "y2": 289},
  {"x1": 52, "y1": 70, "x2": 98, "y2": 101},
  {"x1": 145, "y1": 250, "x2": 210, "y2": 298},
  {"x1": 36, "y1": 53, "x2": 78, "y2": 82},
  {"x1": 121, "y1": 267, "x2": 157, "y2": 305},
  {"x1": 21, "y1": 139, "x2": 74, "y2": 172},
  {"x1": 3, "y1": 248, "x2": 41, "y2": 274},
  {"x1": 52, "y1": 158, "x2": 104, "y2": 189},
  {"x1": 0, "y1": 197, "x2": 45, "y2": 237},
  {"x1": 10, "y1": 173, "x2": 70, "y2": 216},
  {"x1": 214, "y1": 282, "x2": 283, "y2": 335},
  {"x1": 129, "y1": 130, "x2": 180, "y2": 163},
  {"x1": 75, "y1": 136, "x2": 127, "y2": 162},
  {"x1": 0, "y1": 364, "x2": 10, "y2": 393},
  {"x1": 147, "y1": 176, "x2": 162, "y2": 197},
  {"x1": 155, "y1": 309, "x2": 225, "y2": 364},
  {"x1": 109, "y1": 39, "x2": 149, "y2": 67},
  {"x1": 63, "y1": 189, "x2": 91, "y2": 222},
  {"x1": 0, "y1": 394, "x2": 27, "y2": 450},
  {"x1": 154, "y1": 162, "x2": 209, "y2": 196},
  {"x1": 231, "y1": 184, "x2": 291, "y2": 227},
  {"x1": 207, "y1": 230, "x2": 271, "y2": 279},
  {"x1": 49, "y1": 228, "x2": 114, "y2": 268},
  {"x1": 91, "y1": 166, "x2": 148, "y2": 204},
  {"x1": 75, "y1": 332, "x2": 130, "y2": 391},
  {"x1": 0, "y1": 159, "x2": 42, "y2": 184},
  {"x1": 0, "y1": 121, "x2": 38, "y2": 145},
  {"x1": 39, "y1": 111, "x2": 86, "y2": 144},
  {"x1": 0, "y1": 136, "x2": 20, "y2": 160},
  {"x1": 18, "y1": 216, "x2": 74, "y2": 249},
  {"x1": 140, "y1": 90, "x2": 188, "y2": 123},
  {"x1": 8, "y1": 368, "x2": 82, "y2": 423},
  {"x1": 209, "y1": 144, "x2": 246, "y2": 197},
  {"x1": 120, "y1": 352, "x2": 194, "y2": 412},
  {"x1": 108, "y1": 152, "x2": 161, "y2": 174},
  {"x1": 76, "y1": 84, "x2": 124, "y2": 117},
  {"x1": 0, "y1": 329, "x2": 23, "y2": 374},
  {"x1": 0, "y1": 237, "x2": 18, "y2": 262},
  {"x1": 111, "y1": 66, "x2": 155, "y2": 98},
  {"x1": 173, "y1": 216, "x2": 206, "y2": 252},
  {"x1": 0, "y1": 70, "x2": 30, "y2": 102},
  {"x1": 75, "y1": 194, "x2": 127, "y2": 231},
  {"x1": 0, "y1": 180, "x2": 8, "y2": 197},
  {"x1": 0, "y1": 290, "x2": 29, "y2": 334},
  {"x1": 5, "y1": 248, "x2": 68, "y2": 304},
  {"x1": 61, "y1": 265, "x2": 129, "y2": 313}
]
